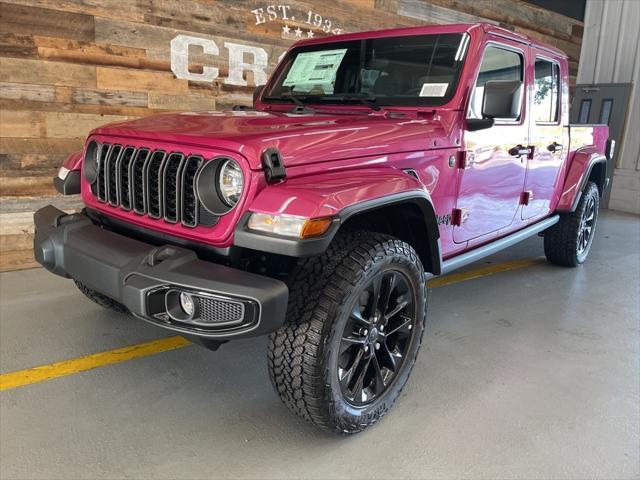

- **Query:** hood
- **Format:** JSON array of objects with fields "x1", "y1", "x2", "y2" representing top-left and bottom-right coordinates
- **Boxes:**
[{"x1": 91, "y1": 110, "x2": 458, "y2": 170}]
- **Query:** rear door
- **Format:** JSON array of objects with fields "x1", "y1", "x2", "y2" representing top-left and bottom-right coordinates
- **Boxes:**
[
  {"x1": 455, "y1": 41, "x2": 529, "y2": 243},
  {"x1": 522, "y1": 51, "x2": 569, "y2": 220}
]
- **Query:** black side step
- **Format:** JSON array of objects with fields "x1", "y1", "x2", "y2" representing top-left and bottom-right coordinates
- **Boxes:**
[{"x1": 441, "y1": 215, "x2": 559, "y2": 274}]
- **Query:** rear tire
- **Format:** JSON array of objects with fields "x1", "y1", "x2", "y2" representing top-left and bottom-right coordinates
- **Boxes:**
[
  {"x1": 544, "y1": 181, "x2": 599, "y2": 267},
  {"x1": 267, "y1": 232, "x2": 427, "y2": 434},
  {"x1": 74, "y1": 280, "x2": 129, "y2": 314}
]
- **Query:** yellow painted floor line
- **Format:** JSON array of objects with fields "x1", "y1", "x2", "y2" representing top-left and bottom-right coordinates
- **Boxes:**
[
  {"x1": 428, "y1": 257, "x2": 546, "y2": 288},
  {"x1": 0, "y1": 336, "x2": 192, "y2": 391},
  {"x1": 0, "y1": 257, "x2": 545, "y2": 392}
]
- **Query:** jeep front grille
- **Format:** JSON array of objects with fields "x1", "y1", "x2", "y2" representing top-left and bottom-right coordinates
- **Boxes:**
[{"x1": 92, "y1": 143, "x2": 217, "y2": 227}]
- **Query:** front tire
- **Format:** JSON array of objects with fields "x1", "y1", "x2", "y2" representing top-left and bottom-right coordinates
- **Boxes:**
[
  {"x1": 267, "y1": 232, "x2": 427, "y2": 434},
  {"x1": 544, "y1": 181, "x2": 600, "y2": 267}
]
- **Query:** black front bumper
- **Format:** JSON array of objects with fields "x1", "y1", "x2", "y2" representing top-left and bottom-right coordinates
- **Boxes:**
[{"x1": 33, "y1": 206, "x2": 289, "y2": 339}]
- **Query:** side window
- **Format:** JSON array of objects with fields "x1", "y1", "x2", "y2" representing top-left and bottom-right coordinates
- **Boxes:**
[
  {"x1": 533, "y1": 58, "x2": 560, "y2": 123},
  {"x1": 468, "y1": 45, "x2": 523, "y2": 120}
]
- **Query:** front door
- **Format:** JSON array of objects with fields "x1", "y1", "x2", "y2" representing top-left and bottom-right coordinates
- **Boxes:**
[
  {"x1": 454, "y1": 43, "x2": 528, "y2": 244},
  {"x1": 522, "y1": 51, "x2": 569, "y2": 220},
  {"x1": 570, "y1": 83, "x2": 631, "y2": 206}
]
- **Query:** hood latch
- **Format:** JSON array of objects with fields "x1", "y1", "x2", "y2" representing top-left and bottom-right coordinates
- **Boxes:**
[{"x1": 261, "y1": 148, "x2": 287, "y2": 183}]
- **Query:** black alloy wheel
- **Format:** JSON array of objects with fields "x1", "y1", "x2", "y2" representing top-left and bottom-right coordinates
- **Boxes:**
[
  {"x1": 338, "y1": 270, "x2": 416, "y2": 406},
  {"x1": 577, "y1": 194, "x2": 596, "y2": 256}
]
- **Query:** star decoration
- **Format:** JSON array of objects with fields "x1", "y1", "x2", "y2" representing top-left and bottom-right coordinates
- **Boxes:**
[
  {"x1": 307, "y1": 30, "x2": 314, "y2": 38},
  {"x1": 294, "y1": 27, "x2": 303, "y2": 37},
  {"x1": 282, "y1": 24, "x2": 290, "y2": 35}
]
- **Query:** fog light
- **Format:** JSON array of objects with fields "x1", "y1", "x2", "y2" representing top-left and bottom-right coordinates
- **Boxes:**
[{"x1": 179, "y1": 292, "x2": 194, "y2": 316}]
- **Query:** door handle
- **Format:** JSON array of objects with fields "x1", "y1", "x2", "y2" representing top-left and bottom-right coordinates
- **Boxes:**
[
  {"x1": 547, "y1": 142, "x2": 563, "y2": 152},
  {"x1": 508, "y1": 145, "x2": 533, "y2": 158}
]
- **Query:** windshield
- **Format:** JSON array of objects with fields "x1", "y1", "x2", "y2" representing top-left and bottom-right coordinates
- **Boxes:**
[{"x1": 264, "y1": 33, "x2": 468, "y2": 107}]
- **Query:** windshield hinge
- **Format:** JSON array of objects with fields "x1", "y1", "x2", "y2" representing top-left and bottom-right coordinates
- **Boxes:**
[{"x1": 416, "y1": 109, "x2": 437, "y2": 118}]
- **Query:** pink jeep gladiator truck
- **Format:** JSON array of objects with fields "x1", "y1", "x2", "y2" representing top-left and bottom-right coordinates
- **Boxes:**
[{"x1": 35, "y1": 23, "x2": 612, "y2": 433}]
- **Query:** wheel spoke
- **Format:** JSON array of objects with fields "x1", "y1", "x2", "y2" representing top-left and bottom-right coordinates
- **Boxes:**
[
  {"x1": 385, "y1": 296, "x2": 409, "y2": 321},
  {"x1": 370, "y1": 354, "x2": 386, "y2": 394},
  {"x1": 341, "y1": 346, "x2": 365, "y2": 387},
  {"x1": 385, "y1": 316, "x2": 412, "y2": 336},
  {"x1": 350, "y1": 304, "x2": 371, "y2": 325},
  {"x1": 577, "y1": 230, "x2": 584, "y2": 252},
  {"x1": 381, "y1": 343, "x2": 398, "y2": 371},
  {"x1": 350, "y1": 356, "x2": 371, "y2": 399},
  {"x1": 369, "y1": 274, "x2": 382, "y2": 314},
  {"x1": 378, "y1": 272, "x2": 397, "y2": 315},
  {"x1": 339, "y1": 334, "x2": 366, "y2": 355}
]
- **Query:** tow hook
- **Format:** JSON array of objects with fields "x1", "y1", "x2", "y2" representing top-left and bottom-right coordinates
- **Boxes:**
[{"x1": 146, "y1": 246, "x2": 182, "y2": 266}]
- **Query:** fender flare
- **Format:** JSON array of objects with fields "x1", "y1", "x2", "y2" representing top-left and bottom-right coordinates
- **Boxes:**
[
  {"x1": 233, "y1": 170, "x2": 442, "y2": 273},
  {"x1": 54, "y1": 150, "x2": 83, "y2": 195},
  {"x1": 557, "y1": 149, "x2": 607, "y2": 212},
  {"x1": 337, "y1": 191, "x2": 442, "y2": 274}
]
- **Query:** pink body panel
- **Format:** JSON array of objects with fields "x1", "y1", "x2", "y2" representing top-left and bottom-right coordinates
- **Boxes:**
[
  {"x1": 249, "y1": 167, "x2": 425, "y2": 218},
  {"x1": 91, "y1": 110, "x2": 457, "y2": 170},
  {"x1": 67, "y1": 23, "x2": 607, "y2": 259}
]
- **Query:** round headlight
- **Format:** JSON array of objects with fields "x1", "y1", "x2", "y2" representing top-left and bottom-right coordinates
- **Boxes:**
[
  {"x1": 83, "y1": 140, "x2": 100, "y2": 184},
  {"x1": 217, "y1": 159, "x2": 244, "y2": 207}
]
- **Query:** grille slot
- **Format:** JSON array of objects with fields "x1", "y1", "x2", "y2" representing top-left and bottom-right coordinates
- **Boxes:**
[
  {"x1": 181, "y1": 155, "x2": 202, "y2": 227},
  {"x1": 92, "y1": 143, "x2": 215, "y2": 227},
  {"x1": 118, "y1": 147, "x2": 136, "y2": 210},
  {"x1": 198, "y1": 297, "x2": 245, "y2": 325},
  {"x1": 145, "y1": 151, "x2": 166, "y2": 219},
  {"x1": 107, "y1": 145, "x2": 122, "y2": 206},
  {"x1": 162, "y1": 153, "x2": 185, "y2": 223},
  {"x1": 131, "y1": 148, "x2": 150, "y2": 214}
]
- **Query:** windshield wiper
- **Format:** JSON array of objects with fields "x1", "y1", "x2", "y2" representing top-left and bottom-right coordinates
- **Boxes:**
[
  {"x1": 277, "y1": 92, "x2": 315, "y2": 113},
  {"x1": 347, "y1": 95, "x2": 382, "y2": 111},
  {"x1": 313, "y1": 95, "x2": 382, "y2": 111}
]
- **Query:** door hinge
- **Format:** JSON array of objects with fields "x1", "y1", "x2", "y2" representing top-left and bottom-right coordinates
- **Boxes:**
[
  {"x1": 458, "y1": 150, "x2": 476, "y2": 169},
  {"x1": 520, "y1": 191, "x2": 533, "y2": 205},
  {"x1": 452, "y1": 208, "x2": 462, "y2": 226}
]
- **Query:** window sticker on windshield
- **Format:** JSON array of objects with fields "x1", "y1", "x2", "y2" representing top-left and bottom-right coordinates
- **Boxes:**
[
  {"x1": 419, "y1": 83, "x2": 449, "y2": 97},
  {"x1": 282, "y1": 49, "x2": 348, "y2": 90}
]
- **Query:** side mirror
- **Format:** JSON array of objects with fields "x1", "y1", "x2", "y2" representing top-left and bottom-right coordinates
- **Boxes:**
[
  {"x1": 482, "y1": 80, "x2": 523, "y2": 120},
  {"x1": 466, "y1": 118, "x2": 494, "y2": 132},
  {"x1": 253, "y1": 86, "x2": 264, "y2": 108}
]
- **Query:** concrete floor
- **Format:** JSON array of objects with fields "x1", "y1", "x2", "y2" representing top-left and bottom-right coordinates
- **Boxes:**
[{"x1": 1, "y1": 210, "x2": 638, "y2": 479}]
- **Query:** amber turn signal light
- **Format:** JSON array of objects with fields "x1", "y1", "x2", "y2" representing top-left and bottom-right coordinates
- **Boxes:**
[{"x1": 299, "y1": 217, "x2": 333, "y2": 239}]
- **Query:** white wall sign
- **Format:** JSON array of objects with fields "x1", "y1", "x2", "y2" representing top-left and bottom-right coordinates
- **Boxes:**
[
  {"x1": 251, "y1": 4, "x2": 345, "y2": 38},
  {"x1": 170, "y1": 6, "x2": 347, "y2": 86},
  {"x1": 171, "y1": 35, "x2": 270, "y2": 86}
]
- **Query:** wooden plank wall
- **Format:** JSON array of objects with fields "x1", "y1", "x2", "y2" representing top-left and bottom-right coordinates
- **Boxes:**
[{"x1": 0, "y1": 0, "x2": 584, "y2": 271}]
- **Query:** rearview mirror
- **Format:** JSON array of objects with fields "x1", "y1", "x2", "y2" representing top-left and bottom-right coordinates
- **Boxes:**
[
  {"x1": 482, "y1": 80, "x2": 523, "y2": 120},
  {"x1": 253, "y1": 86, "x2": 264, "y2": 108}
]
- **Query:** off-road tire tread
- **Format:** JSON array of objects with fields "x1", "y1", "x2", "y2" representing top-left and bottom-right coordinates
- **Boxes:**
[
  {"x1": 544, "y1": 181, "x2": 599, "y2": 267},
  {"x1": 74, "y1": 280, "x2": 129, "y2": 314},
  {"x1": 267, "y1": 231, "x2": 426, "y2": 434}
]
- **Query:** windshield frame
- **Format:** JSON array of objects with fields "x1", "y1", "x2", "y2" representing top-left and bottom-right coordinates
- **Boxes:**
[{"x1": 262, "y1": 32, "x2": 470, "y2": 108}]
